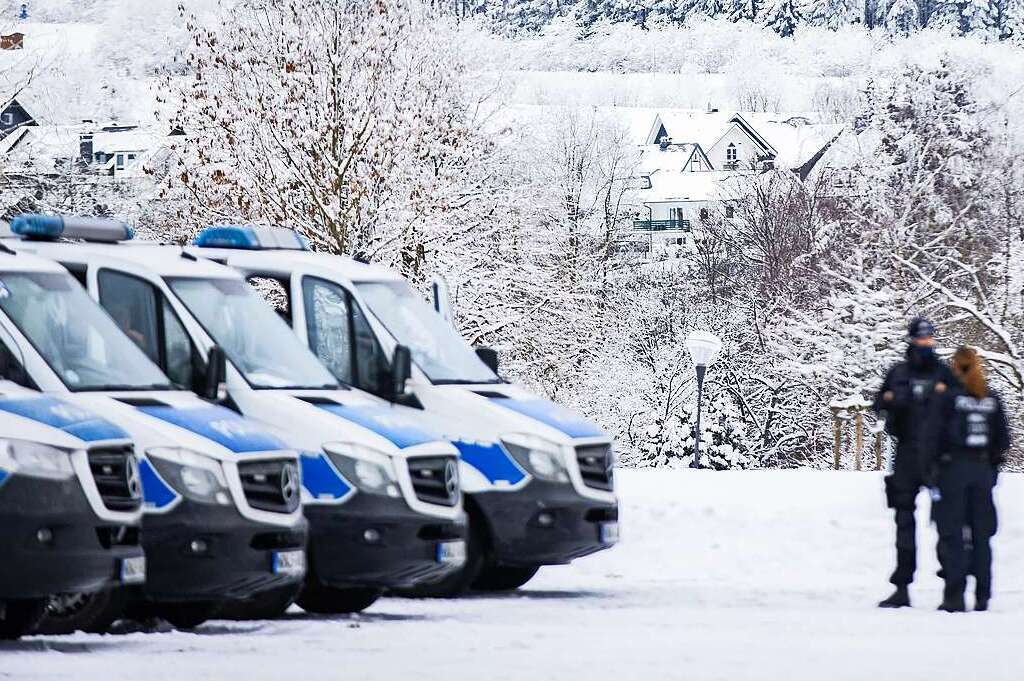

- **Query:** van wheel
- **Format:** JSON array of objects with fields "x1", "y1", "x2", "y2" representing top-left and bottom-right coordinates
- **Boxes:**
[
  {"x1": 0, "y1": 599, "x2": 47, "y2": 640},
  {"x1": 395, "y1": 511, "x2": 487, "y2": 599},
  {"x1": 472, "y1": 565, "x2": 540, "y2": 591},
  {"x1": 156, "y1": 602, "x2": 218, "y2": 630},
  {"x1": 296, "y1": 585, "x2": 381, "y2": 614},
  {"x1": 218, "y1": 584, "x2": 301, "y2": 620},
  {"x1": 37, "y1": 589, "x2": 123, "y2": 634}
]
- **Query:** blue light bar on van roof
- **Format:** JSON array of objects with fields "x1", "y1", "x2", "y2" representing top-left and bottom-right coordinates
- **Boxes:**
[
  {"x1": 193, "y1": 224, "x2": 310, "y2": 251},
  {"x1": 10, "y1": 214, "x2": 134, "y2": 243}
]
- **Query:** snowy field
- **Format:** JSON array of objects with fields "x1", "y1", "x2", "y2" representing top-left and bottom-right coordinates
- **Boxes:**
[{"x1": 3, "y1": 469, "x2": 1023, "y2": 680}]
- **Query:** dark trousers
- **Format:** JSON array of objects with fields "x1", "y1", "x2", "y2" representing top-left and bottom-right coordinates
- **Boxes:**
[
  {"x1": 885, "y1": 473, "x2": 922, "y2": 586},
  {"x1": 934, "y1": 460, "x2": 998, "y2": 597}
]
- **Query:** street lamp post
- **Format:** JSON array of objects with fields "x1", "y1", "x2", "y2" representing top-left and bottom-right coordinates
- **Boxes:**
[{"x1": 685, "y1": 330, "x2": 722, "y2": 470}]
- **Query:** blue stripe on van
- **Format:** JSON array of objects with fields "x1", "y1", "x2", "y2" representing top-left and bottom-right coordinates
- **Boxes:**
[
  {"x1": 316, "y1": 403, "x2": 439, "y2": 449},
  {"x1": 136, "y1": 406, "x2": 286, "y2": 453},
  {"x1": 0, "y1": 397, "x2": 128, "y2": 442},
  {"x1": 489, "y1": 398, "x2": 604, "y2": 439}
]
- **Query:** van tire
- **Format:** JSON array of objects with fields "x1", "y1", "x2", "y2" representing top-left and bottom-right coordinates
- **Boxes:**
[
  {"x1": 218, "y1": 584, "x2": 301, "y2": 620},
  {"x1": 296, "y1": 585, "x2": 381, "y2": 614},
  {"x1": 395, "y1": 510, "x2": 487, "y2": 599},
  {"x1": 472, "y1": 565, "x2": 540, "y2": 591},
  {"x1": 0, "y1": 599, "x2": 47, "y2": 640},
  {"x1": 37, "y1": 589, "x2": 124, "y2": 634}
]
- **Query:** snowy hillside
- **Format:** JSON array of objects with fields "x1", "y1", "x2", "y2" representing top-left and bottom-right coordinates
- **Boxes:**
[{"x1": 4, "y1": 470, "x2": 1023, "y2": 680}]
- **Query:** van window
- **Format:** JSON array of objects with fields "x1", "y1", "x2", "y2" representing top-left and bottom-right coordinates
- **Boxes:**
[
  {"x1": 97, "y1": 269, "x2": 197, "y2": 389},
  {"x1": 302, "y1": 276, "x2": 389, "y2": 397},
  {"x1": 0, "y1": 271, "x2": 170, "y2": 392}
]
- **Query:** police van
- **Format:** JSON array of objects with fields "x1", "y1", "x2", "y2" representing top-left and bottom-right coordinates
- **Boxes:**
[
  {"x1": 189, "y1": 225, "x2": 619, "y2": 595},
  {"x1": 7, "y1": 216, "x2": 467, "y2": 614},
  {"x1": 0, "y1": 377, "x2": 144, "y2": 639},
  {"x1": 0, "y1": 224, "x2": 307, "y2": 630}
]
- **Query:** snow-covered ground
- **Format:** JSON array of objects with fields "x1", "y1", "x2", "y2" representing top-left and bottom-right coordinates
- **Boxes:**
[{"x1": 3, "y1": 469, "x2": 1023, "y2": 680}]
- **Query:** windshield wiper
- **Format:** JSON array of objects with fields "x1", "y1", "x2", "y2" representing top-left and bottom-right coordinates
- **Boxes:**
[
  {"x1": 252, "y1": 383, "x2": 342, "y2": 391},
  {"x1": 432, "y1": 378, "x2": 504, "y2": 386},
  {"x1": 73, "y1": 383, "x2": 176, "y2": 393}
]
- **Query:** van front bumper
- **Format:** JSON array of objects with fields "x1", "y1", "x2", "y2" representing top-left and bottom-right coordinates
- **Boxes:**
[
  {"x1": 473, "y1": 480, "x2": 618, "y2": 567},
  {"x1": 0, "y1": 475, "x2": 143, "y2": 599},
  {"x1": 141, "y1": 501, "x2": 307, "y2": 603},
  {"x1": 305, "y1": 493, "x2": 467, "y2": 590}
]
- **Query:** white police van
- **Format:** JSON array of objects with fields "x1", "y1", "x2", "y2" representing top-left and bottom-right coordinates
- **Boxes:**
[
  {"x1": 0, "y1": 375, "x2": 144, "y2": 639},
  {"x1": 8, "y1": 217, "x2": 467, "y2": 614},
  {"x1": 0, "y1": 222, "x2": 307, "y2": 630},
  {"x1": 189, "y1": 226, "x2": 619, "y2": 595}
]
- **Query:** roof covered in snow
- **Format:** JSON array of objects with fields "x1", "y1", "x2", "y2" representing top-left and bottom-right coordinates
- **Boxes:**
[{"x1": 642, "y1": 170, "x2": 745, "y2": 204}]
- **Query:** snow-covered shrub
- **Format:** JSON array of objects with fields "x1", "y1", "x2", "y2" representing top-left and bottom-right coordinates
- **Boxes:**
[{"x1": 640, "y1": 390, "x2": 759, "y2": 470}]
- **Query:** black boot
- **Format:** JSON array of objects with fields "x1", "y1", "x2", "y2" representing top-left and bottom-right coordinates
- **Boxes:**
[
  {"x1": 938, "y1": 587, "x2": 966, "y2": 613},
  {"x1": 879, "y1": 585, "x2": 910, "y2": 608},
  {"x1": 975, "y1": 590, "x2": 990, "y2": 612}
]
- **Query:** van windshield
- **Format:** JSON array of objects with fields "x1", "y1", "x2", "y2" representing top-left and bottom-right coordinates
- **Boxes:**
[
  {"x1": 0, "y1": 271, "x2": 173, "y2": 391},
  {"x1": 355, "y1": 281, "x2": 499, "y2": 385},
  {"x1": 167, "y1": 276, "x2": 339, "y2": 390}
]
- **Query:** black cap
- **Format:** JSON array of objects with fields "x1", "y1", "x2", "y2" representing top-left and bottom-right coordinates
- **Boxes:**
[{"x1": 907, "y1": 317, "x2": 936, "y2": 340}]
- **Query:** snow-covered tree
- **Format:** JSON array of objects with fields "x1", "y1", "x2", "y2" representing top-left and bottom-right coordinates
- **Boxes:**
[
  {"x1": 885, "y1": 0, "x2": 922, "y2": 31},
  {"x1": 806, "y1": 0, "x2": 861, "y2": 28},
  {"x1": 726, "y1": 0, "x2": 760, "y2": 21},
  {"x1": 169, "y1": 0, "x2": 498, "y2": 280},
  {"x1": 762, "y1": 0, "x2": 804, "y2": 34}
]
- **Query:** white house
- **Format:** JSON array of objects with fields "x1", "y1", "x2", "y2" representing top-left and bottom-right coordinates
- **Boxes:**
[
  {"x1": 634, "y1": 108, "x2": 844, "y2": 250},
  {"x1": 1, "y1": 121, "x2": 178, "y2": 181}
]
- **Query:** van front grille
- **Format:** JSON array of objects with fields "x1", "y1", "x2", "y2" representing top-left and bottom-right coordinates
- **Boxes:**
[
  {"x1": 575, "y1": 444, "x2": 614, "y2": 491},
  {"x1": 237, "y1": 459, "x2": 301, "y2": 513},
  {"x1": 87, "y1": 446, "x2": 143, "y2": 512},
  {"x1": 407, "y1": 456, "x2": 459, "y2": 507}
]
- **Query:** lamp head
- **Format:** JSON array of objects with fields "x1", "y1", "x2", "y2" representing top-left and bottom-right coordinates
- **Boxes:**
[{"x1": 685, "y1": 330, "x2": 722, "y2": 368}]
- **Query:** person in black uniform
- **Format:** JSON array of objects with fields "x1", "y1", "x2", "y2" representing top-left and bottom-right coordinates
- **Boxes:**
[
  {"x1": 871, "y1": 317, "x2": 959, "y2": 608},
  {"x1": 926, "y1": 347, "x2": 1009, "y2": 613}
]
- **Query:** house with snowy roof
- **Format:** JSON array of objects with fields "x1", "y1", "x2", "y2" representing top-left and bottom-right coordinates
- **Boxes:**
[
  {"x1": 634, "y1": 108, "x2": 843, "y2": 251},
  {"x1": 1, "y1": 120, "x2": 179, "y2": 182},
  {"x1": 0, "y1": 95, "x2": 38, "y2": 138}
]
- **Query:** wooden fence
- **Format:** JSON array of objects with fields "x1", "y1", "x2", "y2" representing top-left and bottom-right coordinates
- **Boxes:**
[{"x1": 829, "y1": 396, "x2": 886, "y2": 471}]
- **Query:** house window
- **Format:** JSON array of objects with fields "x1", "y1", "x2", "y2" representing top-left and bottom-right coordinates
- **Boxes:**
[
  {"x1": 127, "y1": 153, "x2": 137, "y2": 161},
  {"x1": 699, "y1": 208, "x2": 709, "y2": 221},
  {"x1": 725, "y1": 206, "x2": 735, "y2": 219},
  {"x1": 0, "y1": 113, "x2": 12, "y2": 126},
  {"x1": 115, "y1": 153, "x2": 125, "y2": 170},
  {"x1": 726, "y1": 144, "x2": 738, "y2": 163}
]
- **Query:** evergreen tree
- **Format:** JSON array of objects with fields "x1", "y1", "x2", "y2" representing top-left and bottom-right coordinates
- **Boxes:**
[
  {"x1": 763, "y1": 0, "x2": 803, "y2": 34},
  {"x1": 727, "y1": 0, "x2": 759, "y2": 22},
  {"x1": 886, "y1": 0, "x2": 922, "y2": 32},
  {"x1": 806, "y1": 0, "x2": 860, "y2": 28}
]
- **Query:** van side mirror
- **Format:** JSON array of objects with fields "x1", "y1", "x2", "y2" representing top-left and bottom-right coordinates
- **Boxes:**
[
  {"x1": 475, "y1": 346, "x2": 499, "y2": 374},
  {"x1": 203, "y1": 345, "x2": 227, "y2": 402},
  {"x1": 391, "y1": 345, "x2": 412, "y2": 400}
]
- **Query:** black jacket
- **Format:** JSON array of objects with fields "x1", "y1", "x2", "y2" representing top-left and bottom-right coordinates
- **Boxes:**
[
  {"x1": 872, "y1": 345, "x2": 960, "y2": 475},
  {"x1": 926, "y1": 386, "x2": 1011, "y2": 474}
]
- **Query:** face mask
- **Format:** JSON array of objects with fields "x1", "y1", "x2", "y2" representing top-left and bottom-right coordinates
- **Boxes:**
[{"x1": 909, "y1": 344, "x2": 935, "y2": 366}]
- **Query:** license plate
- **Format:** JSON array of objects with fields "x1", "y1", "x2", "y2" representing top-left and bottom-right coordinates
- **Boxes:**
[
  {"x1": 436, "y1": 540, "x2": 467, "y2": 565},
  {"x1": 599, "y1": 521, "x2": 619, "y2": 545},
  {"x1": 120, "y1": 556, "x2": 146, "y2": 584},
  {"x1": 272, "y1": 549, "x2": 306, "y2": 576}
]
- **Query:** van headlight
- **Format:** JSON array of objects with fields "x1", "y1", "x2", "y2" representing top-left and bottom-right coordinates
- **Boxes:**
[
  {"x1": 147, "y1": 447, "x2": 231, "y2": 505},
  {"x1": 323, "y1": 443, "x2": 400, "y2": 498},
  {"x1": 501, "y1": 435, "x2": 570, "y2": 483},
  {"x1": 0, "y1": 439, "x2": 74, "y2": 480}
]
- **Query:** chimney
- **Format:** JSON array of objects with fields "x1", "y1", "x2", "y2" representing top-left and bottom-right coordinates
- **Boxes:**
[{"x1": 79, "y1": 132, "x2": 94, "y2": 164}]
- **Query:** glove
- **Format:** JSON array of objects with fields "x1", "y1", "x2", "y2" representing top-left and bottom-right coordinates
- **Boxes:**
[{"x1": 929, "y1": 487, "x2": 942, "y2": 503}]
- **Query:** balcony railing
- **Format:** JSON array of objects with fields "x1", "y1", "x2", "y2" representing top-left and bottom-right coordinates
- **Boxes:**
[{"x1": 633, "y1": 219, "x2": 692, "y2": 232}]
